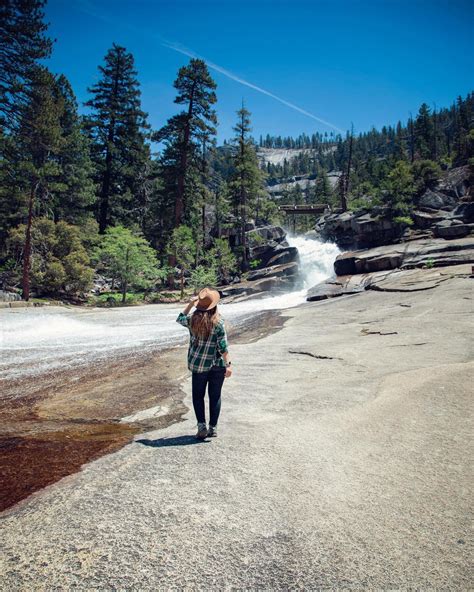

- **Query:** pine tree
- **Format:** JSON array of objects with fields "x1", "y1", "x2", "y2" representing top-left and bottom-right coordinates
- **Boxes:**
[
  {"x1": 414, "y1": 103, "x2": 434, "y2": 159},
  {"x1": 228, "y1": 104, "x2": 265, "y2": 271},
  {"x1": 153, "y1": 59, "x2": 217, "y2": 230},
  {"x1": 0, "y1": 0, "x2": 53, "y2": 130},
  {"x1": 14, "y1": 68, "x2": 66, "y2": 300},
  {"x1": 84, "y1": 44, "x2": 151, "y2": 234},
  {"x1": 52, "y1": 74, "x2": 95, "y2": 223}
]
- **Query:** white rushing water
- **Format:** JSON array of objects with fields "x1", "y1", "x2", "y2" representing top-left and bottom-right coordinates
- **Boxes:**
[{"x1": 0, "y1": 235, "x2": 340, "y2": 382}]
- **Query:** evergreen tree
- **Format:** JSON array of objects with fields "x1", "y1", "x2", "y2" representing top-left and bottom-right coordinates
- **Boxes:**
[
  {"x1": 168, "y1": 224, "x2": 196, "y2": 297},
  {"x1": 312, "y1": 168, "x2": 333, "y2": 204},
  {"x1": 0, "y1": 0, "x2": 52, "y2": 130},
  {"x1": 94, "y1": 225, "x2": 161, "y2": 303},
  {"x1": 13, "y1": 68, "x2": 66, "y2": 299},
  {"x1": 51, "y1": 74, "x2": 95, "y2": 223},
  {"x1": 153, "y1": 58, "x2": 217, "y2": 230},
  {"x1": 414, "y1": 103, "x2": 434, "y2": 159},
  {"x1": 84, "y1": 44, "x2": 151, "y2": 234},
  {"x1": 228, "y1": 104, "x2": 265, "y2": 270}
]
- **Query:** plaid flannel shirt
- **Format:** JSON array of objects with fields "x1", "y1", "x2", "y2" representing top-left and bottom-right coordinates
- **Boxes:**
[{"x1": 176, "y1": 312, "x2": 229, "y2": 373}]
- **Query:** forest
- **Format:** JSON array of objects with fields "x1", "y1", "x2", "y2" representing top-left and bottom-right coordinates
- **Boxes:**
[{"x1": 1, "y1": 0, "x2": 473, "y2": 304}]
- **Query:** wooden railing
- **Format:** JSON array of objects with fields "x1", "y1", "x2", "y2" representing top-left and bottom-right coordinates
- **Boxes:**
[{"x1": 278, "y1": 204, "x2": 328, "y2": 214}]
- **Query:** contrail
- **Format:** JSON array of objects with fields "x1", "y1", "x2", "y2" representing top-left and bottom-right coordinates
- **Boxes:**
[
  {"x1": 75, "y1": 2, "x2": 344, "y2": 133},
  {"x1": 162, "y1": 41, "x2": 345, "y2": 134}
]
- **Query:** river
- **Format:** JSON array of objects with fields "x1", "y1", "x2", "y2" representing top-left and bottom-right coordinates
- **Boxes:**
[{"x1": 0, "y1": 236, "x2": 340, "y2": 385}]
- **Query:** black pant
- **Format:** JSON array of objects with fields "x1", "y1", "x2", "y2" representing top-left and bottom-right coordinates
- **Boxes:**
[{"x1": 192, "y1": 366, "x2": 225, "y2": 426}]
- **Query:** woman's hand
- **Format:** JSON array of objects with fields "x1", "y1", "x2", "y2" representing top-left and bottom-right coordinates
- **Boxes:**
[
  {"x1": 225, "y1": 366, "x2": 232, "y2": 378},
  {"x1": 183, "y1": 295, "x2": 199, "y2": 314}
]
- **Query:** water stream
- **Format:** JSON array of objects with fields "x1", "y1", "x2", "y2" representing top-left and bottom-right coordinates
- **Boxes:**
[{"x1": 0, "y1": 235, "x2": 340, "y2": 382}]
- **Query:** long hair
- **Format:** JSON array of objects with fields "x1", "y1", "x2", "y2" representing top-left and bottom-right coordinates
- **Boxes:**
[{"x1": 190, "y1": 306, "x2": 220, "y2": 340}]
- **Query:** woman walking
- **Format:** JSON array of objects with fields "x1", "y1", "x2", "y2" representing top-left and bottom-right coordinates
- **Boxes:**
[{"x1": 176, "y1": 287, "x2": 232, "y2": 440}]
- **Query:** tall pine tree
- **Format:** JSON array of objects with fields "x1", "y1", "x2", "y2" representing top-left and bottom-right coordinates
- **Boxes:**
[
  {"x1": 84, "y1": 44, "x2": 151, "y2": 233},
  {"x1": 229, "y1": 104, "x2": 265, "y2": 271},
  {"x1": 0, "y1": 0, "x2": 53, "y2": 130},
  {"x1": 153, "y1": 59, "x2": 217, "y2": 231}
]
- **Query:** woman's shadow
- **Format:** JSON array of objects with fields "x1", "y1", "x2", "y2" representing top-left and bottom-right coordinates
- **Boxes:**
[{"x1": 136, "y1": 435, "x2": 210, "y2": 448}]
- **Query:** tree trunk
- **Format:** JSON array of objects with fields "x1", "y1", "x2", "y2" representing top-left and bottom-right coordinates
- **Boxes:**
[
  {"x1": 22, "y1": 184, "x2": 36, "y2": 301},
  {"x1": 180, "y1": 268, "x2": 184, "y2": 299}
]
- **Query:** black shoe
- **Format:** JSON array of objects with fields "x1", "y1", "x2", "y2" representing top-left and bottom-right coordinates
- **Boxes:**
[
  {"x1": 208, "y1": 425, "x2": 218, "y2": 438},
  {"x1": 196, "y1": 423, "x2": 208, "y2": 440}
]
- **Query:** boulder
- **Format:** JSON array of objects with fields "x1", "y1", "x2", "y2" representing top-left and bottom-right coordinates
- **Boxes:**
[
  {"x1": 0, "y1": 290, "x2": 21, "y2": 302},
  {"x1": 315, "y1": 207, "x2": 401, "y2": 249},
  {"x1": 246, "y1": 261, "x2": 299, "y2": 282},
  {"x1": 412, "y1": 208, "x2": 452, "y2": 229},
  {"x1": 433, "y1": 219, "x2": 470, "y2": 239},
  {"x1": 418, "y1": 189, "x2": 456, "y2": 210},
  {"x1": 307, "y1": 274, "x2": 370, "y2": 301},
  {"x1": 334, "y1": 237, "x2": 474, "y2": 275},
  {"x1": 246, "y1": 225, "x2": 286, "y2": 243},
  {"x1": 452, "y1": 202, "x2": 474, "y2": 223},
  {"x1": 266, "y1": 246, "x2": 299, "y2": 266},
  {"x1": 220, "y1": 276, "x2": 296, "y2": 300},
  {"x1": 437, "y1": 165, "x2": 471, "y2": 198}
]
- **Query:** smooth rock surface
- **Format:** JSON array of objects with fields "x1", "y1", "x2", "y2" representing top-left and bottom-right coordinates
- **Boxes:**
[
  {"x1": 1, "y1": 277, "x2": 472, "y2": 590},
  {"x1": 334, "y1": 237, "x2": 474, "y2": 275}
]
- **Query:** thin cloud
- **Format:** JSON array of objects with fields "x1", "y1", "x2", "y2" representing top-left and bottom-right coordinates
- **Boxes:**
[{"x1": 162, "y1": 41, "x2": 345, "y2": 134}]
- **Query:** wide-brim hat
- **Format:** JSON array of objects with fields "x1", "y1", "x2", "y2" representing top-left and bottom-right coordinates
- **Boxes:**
[{"x1": 195, "y1": 287, "x2": 220, "y2": 311}]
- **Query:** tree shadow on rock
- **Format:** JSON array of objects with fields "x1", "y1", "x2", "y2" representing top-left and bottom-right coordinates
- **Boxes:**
[{"x1": 136, "y1": 435, "x2": 210, "y2": 448}]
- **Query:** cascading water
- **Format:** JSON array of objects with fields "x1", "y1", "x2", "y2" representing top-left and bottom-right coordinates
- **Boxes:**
[
  {"x1": 0, "y1": 235, "x2": 341, "y2": 382},
  {"x1": 286, "y1": 234, "x2": 341, "y2": 290}
]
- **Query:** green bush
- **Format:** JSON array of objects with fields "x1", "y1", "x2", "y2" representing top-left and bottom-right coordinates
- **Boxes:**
[
  {"x1": 394, "y1": 216, "x2": 414, "y2": 227},
  {"x1": 6, "y1": 218, "x2": 96, "y2": 298},
  {"x1": 249, "y1": 258, "x2": 261, "y2": 269},
  {"x1": 189, "y1": 266, "x2": 218, "y2": 292}
]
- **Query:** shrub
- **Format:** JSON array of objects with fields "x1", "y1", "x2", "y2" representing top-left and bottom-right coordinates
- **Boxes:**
[
  {"x1": 189, "y1": 266, "x2": 218, "y2": 292},
  {"x1": 6, "y1": 218, "x2": 95, "y2": 298},
  {"x1": 249, "y1": 258, "x2": 261, "y2": 269},
  {"x1": 394, "y1": 216, "x2": 414, "y2": 227}
]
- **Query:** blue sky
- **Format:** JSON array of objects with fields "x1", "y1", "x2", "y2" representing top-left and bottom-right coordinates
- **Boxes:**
[{"x1": 44, "y1": 0, "x2": 473, "y2": 145}]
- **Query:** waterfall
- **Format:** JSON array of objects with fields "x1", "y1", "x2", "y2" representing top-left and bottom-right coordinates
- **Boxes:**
[{"x1": 286, "y1": 234, "x2": 341, "y2": 290}]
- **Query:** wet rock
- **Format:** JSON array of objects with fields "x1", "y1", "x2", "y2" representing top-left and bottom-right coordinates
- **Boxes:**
[
  {"x1": 221, "y1": 262, "x2": 300, "y2": 300},
  {"x1": 266, "y1": 246, "x2": 299, "y2": 266},
  {"x1": 247, "y1": 226, "x2": 297, "y2": 269},
  {"x1": 246, "y1": 262, "x2": 299, "y2": 282}
]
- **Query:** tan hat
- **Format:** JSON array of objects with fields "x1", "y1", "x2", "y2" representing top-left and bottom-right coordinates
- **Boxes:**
[{"x1": 195, "y1": 287, "x2": 220, "y2": 311}]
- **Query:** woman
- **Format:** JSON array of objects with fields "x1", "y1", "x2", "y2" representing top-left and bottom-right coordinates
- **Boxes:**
[{"x1": 176, "y1": 287, "x2": 232, "y2": 440}]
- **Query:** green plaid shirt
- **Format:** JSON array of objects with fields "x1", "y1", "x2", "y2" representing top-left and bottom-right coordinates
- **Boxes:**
[{"x1": 177, "y1": 312, "x2": 229, "y2": 373}]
